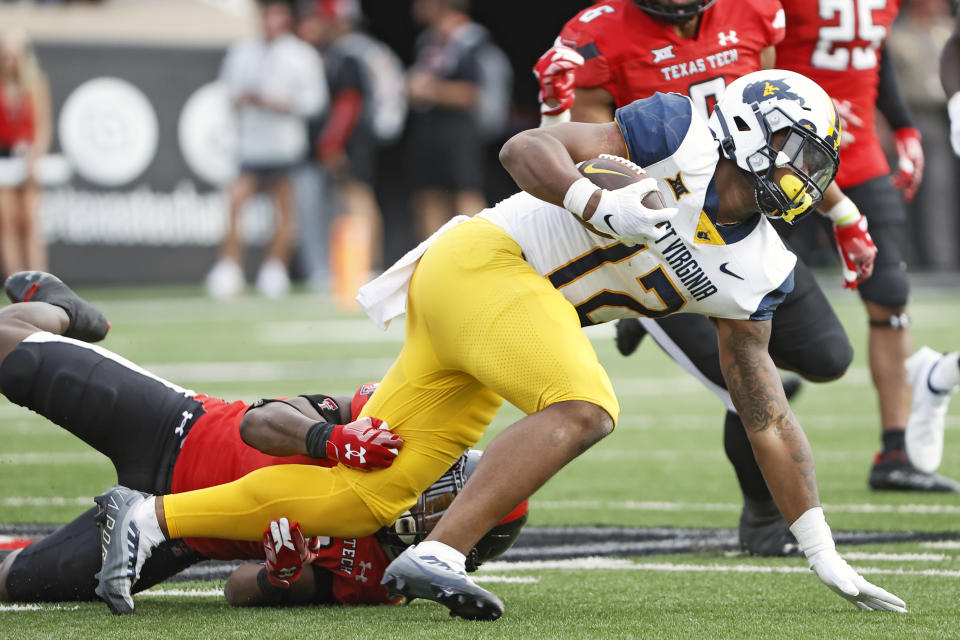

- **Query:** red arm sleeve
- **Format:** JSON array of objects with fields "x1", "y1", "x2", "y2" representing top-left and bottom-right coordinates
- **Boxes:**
[{"x1": 316, "y1": 89, "x2": 364, "y2": 162}]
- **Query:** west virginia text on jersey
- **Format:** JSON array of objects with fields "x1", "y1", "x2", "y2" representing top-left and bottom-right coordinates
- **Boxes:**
[{"x1": 480, "y1": 93, "x2": 796, "y2": 326}]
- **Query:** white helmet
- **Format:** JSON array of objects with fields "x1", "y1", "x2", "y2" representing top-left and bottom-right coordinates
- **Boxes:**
[{"x1": 707, "y1": 69, "x2": 841, "y2": 224}]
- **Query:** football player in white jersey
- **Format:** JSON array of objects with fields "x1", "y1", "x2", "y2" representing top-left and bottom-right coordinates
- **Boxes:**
[
  {"x1": 96, "y1": 70, "x2": 905, "y2": 620},
  {"x1": 377, "y1": 69, "x2": 904, "y2": 616}
]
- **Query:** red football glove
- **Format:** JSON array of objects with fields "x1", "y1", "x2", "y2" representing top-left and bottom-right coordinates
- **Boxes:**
[
  {"x1": 326, "y1": 417, "x2": 403, "y2": 470},
  {"x1": 891, "y1": 127, "x2": 923, "y2": 203},
  {"x1": 833, "y1": 213, "x2": 877, "y2": 290},
  {"x1": 533, "y1": 45, "x2": 584, "y2": 116},
  {"x1": 262, "y1": 518, "x2": 320, "y2": 588}
]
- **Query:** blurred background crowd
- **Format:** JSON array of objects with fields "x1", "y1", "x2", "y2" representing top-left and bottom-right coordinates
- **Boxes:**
[{"x1": 0, "y1": 0, "x2": 956, "y2": 303}]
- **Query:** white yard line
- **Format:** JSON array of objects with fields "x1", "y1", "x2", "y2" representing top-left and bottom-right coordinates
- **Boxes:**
[
  {"x1": 922, "y1": 541, "x2": 960, "y2": 550},
  {"x1": 842, "y1": 552, "x2": 947, "y2": 562},
  {"x1": 0, "y1": 496, "x2": 91, "y2": 506},
  {"x1": 141, "y1": 588, "x2": 224, "y2": 598},
  {"x1": 532, "y1": 499, "x2": 960, "y2": 515},
  {"x1": 0, "y1": 604, "x2": 80, "y2": 611},
  {"x1": 480, "y1": 557, "x2": 960, "y2": 578},
  {"x1": 0, "y1": 452, "x2": 107, "y2": 465},
  {"x1": 141, "y1": 358, "x2": 395, "y2": 383}
]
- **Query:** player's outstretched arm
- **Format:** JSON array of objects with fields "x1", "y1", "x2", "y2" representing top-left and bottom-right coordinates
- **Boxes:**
[
  {"x1": 225, "y1": 518, "x2": 333, "y2": 607},
  {"x1": 240, "y1": 398, "x2": 403, "y2": 470},
  {"x1": 224, "y1": 563, "x2": 329, "y2": 607},
  {"x1": 819, "y1": 183, "x2": 877, "y2": 289},
  {"x1": 716, "y1": 317, "x2": 818, "y2": 522},
  {"x1": 716, "y1": 317, "x2": 907, "y2": 612}
]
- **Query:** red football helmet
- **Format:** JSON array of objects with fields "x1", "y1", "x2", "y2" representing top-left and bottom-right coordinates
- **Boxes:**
[
  {"x1": 376, "y1": 450, "x2": 530, "y2": 571},
  {"x1": 632, "y1": 0, "x2": 718, "y2": 25}
]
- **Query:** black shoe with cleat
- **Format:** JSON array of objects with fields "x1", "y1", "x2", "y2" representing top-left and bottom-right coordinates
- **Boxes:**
[
  {"x1": 781, "y1": 375, "x2": 803, "y2": 401},
  {"x1": 381, "y1": 547, "x2": 504, "y2": 621},
  {"x1": 738, "y1": 497, "x2": 800, "y2": 557},
  {"x1": 869, "y1": 450, "x2": 960, "y2": 493},
  {"x1": 615, "y1": 318, "x2": 647, "y2": 356},
  {"x1": 5, "y1": 271, "x2": 109, "y2": 342}
]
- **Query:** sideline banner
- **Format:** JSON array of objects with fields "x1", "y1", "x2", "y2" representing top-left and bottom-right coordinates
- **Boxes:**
[{"x1": 37, "y1": 42, "x2": 277, "y2": 284}]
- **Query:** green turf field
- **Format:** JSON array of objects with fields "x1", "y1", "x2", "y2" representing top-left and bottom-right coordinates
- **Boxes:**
[{"x1": 1, "y1": 280, "x2": 959, "y2": 638}]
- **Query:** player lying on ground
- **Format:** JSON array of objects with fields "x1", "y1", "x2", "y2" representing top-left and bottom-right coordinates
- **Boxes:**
[
  {"x1": 93, "y1": 70, "x2": 905, "y2": 619},
  {"x1": 0, "y1": 272, "x2": 525, "y2": 605}
]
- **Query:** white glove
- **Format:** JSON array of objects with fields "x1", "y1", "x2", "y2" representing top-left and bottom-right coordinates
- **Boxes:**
[
  {"x1": 807, "y1": 548, "x2": 907, "y2": 612},
  {"x1": 948, "y1": 93, "x2": 960, "y2": 157},
  {"x1": 790, "y1": 507, "x2": 907, "y2": 612},
  {"x1": 589, "y1": 179, "x2": 676, "y2": 246}
]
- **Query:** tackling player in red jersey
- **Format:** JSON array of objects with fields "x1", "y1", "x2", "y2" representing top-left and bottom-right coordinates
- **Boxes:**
[
  {"x1": 0, "y1": 271, "x2": 526, "y2": 606},
  {"x1": 552, "y1": 0, "x2": 784, "y2": 123},
  {"x1": 776, "y1": 0, "x2": 958, "y2": 491}
]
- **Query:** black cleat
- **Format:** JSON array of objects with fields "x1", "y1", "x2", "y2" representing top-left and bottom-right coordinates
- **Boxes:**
[
  {"x1": 381, "y1": 548, "x2": 504, "y2": 621},
  {"x1": 869, "y1": 450, "x2": 960, "y2": 493},
  {"x1": 615, "y1": 318, "x2": 647, "y2": 356},
  {"x1": 5, "y1": 271, "x2": 109, "y2": 342},
  {"x1": 738, "y1": 497, "x2": 800, "y2": 557},
  {"x1": 781, "y1": 375, "x2": 803, "y2": 401}
]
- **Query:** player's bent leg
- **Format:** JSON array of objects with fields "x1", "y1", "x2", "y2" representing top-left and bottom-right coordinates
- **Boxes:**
[
  {"x1": 0, "y1": 332, "x2": 202, "y2": 491},
  {"x1": 0, "y1": 302, "x2": 68, "y2": 364},
  {"x1": 383, "y1": 400, "x2": 613, "y2": 621},
  {"x1": 0, "y1": 549, "x2": 21, "y2": 601},
  {"x1": 6, "y1": 507, "x2": 107, "y2": 602},
  {"x1": 767, "y1": 259, "x2": 852, "y2": 382}
]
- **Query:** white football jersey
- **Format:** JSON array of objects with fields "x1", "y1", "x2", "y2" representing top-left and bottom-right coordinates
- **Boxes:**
[{"x1": 480, "y1": 93, "x2": 796, "y2": 326}]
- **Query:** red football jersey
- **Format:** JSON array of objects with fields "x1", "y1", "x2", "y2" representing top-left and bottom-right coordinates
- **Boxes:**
[
  {"x1": 168, "y1": 394, "x2": 395, "y2": 605},
  {"x1": 559, "y1": 0, "x2": 785, "y2": 120},
  {"x1": 311, "y1": 535, "x2": 400, "y2": 605},
  {"x1": 775, "y1": 0, "x2": 902, "y2": 187}
]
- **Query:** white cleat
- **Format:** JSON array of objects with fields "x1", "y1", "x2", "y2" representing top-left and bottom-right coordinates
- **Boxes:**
[
  {"x1": 905, "y1": 347, "x2": 955, "y2": 474},
  {"x1": 255, "y1": 259, "x2": 290, "y2": 299},
  {"x1": 205, "y1": 259, "x2": 245, "y2": 300}
]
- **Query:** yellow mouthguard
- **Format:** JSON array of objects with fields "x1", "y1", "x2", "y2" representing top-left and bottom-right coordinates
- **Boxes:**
[{"x1": 776, "y1": 174, "x2": 813, "y2": 223}]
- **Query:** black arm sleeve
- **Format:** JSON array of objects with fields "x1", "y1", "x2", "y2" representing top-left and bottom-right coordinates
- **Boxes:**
[
  {"x1": 876, "y1": 47, "x2": 915, "y2": 131},
  {"x1": 244, "y1": 395, "x2": 343, "y2": 424},
  {"x1": 299, "y1": 394, "x2": 345, "y2": 424}
]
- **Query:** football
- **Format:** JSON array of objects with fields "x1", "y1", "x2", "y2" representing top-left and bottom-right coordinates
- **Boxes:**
[{"x1": 577, "y1": 155, "x2": 667, "y2": 209}]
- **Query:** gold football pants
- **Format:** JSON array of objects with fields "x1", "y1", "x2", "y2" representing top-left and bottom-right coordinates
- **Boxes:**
[{"x1": 164, "y1": 219, "x2": 619, "y2": 541}]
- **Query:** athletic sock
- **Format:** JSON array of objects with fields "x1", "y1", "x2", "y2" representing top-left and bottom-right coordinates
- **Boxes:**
[
  {"x1": 881, "y1": 428, "x2": 906, "y2": 455},
  {"x1": 131, "y1": 497, "x2": 167, "y2": 547},
  {"x1": 414, "y1": 540, "x2": 467, "y2": 573},
  {"x1": 929, "y1": 351, "x2": 960, "y2": 394}
]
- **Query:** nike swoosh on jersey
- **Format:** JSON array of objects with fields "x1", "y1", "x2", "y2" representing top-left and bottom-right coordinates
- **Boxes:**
[
  {"x1": 583, "y1": 163, "x2": 630, "y2": 177},
  {"x1": 719, "y1": 262, "x2": 744, "y2": 280}
]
